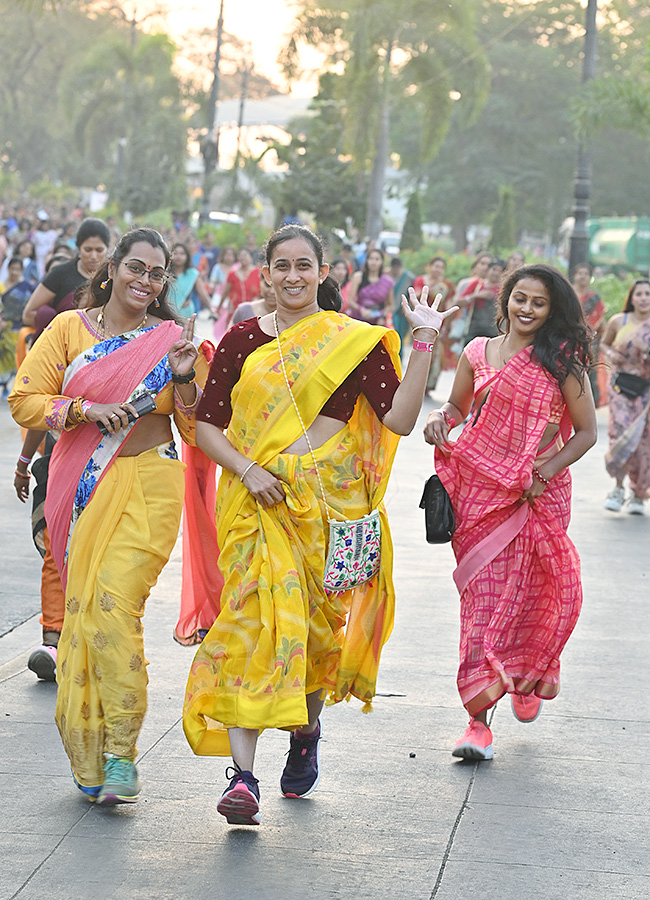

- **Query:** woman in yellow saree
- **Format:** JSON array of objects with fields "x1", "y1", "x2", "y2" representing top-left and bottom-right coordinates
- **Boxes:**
[
  {"x1": 183, "y1": 225, "x2": 457, "y2": 825},
  {"x1": 10, "y1": 228, "x2": 209, "y2": 806}
]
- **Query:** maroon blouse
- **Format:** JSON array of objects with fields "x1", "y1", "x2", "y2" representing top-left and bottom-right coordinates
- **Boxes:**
[{"x1": 196, "y1": 317, "x2": 400, "y2": 429}]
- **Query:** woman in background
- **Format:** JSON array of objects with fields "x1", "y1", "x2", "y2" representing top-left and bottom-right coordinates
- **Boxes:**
[
  {"x1": 602, "y1": 278, "x2": 650, "y2": 515},
  {"x1": 347, "y1": 248, "x2": 394, "y2": 325},
  {"x1": 168, "y1": 243, "x2": 212, "y2": 318},
  {"x1": 22, "y1": 218, "x2": 110, "y2": 341}
]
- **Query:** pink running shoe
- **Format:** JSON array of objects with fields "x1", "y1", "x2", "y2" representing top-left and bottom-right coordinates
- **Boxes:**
[
  {"x1": 452, "y1": 718, "x2": 494, "y2": 760},
  {"x1": 511, "y1": 693, "x2": 543, "y2": 723},
  {"x1": 217, "y1": 765, "x2": 260, "y2": 825}
]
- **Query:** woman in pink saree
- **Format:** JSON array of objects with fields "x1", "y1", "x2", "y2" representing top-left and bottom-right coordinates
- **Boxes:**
[{"x1": 425, "y1": 265, "x2": 597, "y2": 760}]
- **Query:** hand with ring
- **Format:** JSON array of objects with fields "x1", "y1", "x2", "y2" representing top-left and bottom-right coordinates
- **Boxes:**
[{"x1": 84, "y1": 401, "x2": 139, "y2": 433}]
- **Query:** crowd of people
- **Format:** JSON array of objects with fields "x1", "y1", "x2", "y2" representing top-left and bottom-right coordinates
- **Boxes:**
[{"x1": 3, "y1": 208, "x2": 649, "y2": 825}]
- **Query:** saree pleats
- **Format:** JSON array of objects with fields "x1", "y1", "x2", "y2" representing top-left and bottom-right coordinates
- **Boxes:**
[
  {"x1": 183, "y1": 312, "x2": 399, "y2": 757},
  {"x1": 56, "y1": 447, "x2": 184, "y2": 787}
]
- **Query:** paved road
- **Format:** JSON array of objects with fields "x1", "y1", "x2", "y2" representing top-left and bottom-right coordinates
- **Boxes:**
[{"x1": 1, "y1": 377, "x2": 649, "y2": 900}]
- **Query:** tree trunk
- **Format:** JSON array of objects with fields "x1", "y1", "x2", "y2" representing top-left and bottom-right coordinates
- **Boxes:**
[{"x1": 365, "y1": 40, "x2": 393, "y2": 241}]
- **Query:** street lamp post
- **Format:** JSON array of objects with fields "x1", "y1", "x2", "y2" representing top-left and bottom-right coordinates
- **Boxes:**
[
  {"x1": 201, "y1": 0, "x2": 225, "y2": 223},
  {"x1": 568, "y1": 0, "x2": 598, "y2": 277}
]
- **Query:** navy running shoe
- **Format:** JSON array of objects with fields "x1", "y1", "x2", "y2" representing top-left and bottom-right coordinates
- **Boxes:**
[
  {"x1": 217, "y1": 765, "x2": 261, "y2": 825},
  {"x1": 280, "y1": 721, "x2": 321, "y2": 798}
]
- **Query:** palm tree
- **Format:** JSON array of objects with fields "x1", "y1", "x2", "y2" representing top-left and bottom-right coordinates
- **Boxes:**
[{"x1": 282, "y1": 0, "x2": 488, "y2": 238}]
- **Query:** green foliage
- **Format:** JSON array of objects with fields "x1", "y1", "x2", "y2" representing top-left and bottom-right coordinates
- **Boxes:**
[
  {"x1": 0, "y1": 4, "x2": 188, "y2": 215},
  {"x1": 489, "y1": 185, "x2": 516, "y2": 254},
  {"x1": 263, "y1": 75, "x2": 365, "y2": 233},
  {"x1": 592, "y1": 273, "x2": 637, "y2": 319},
  {"x1": 283, "y1": 0, "x2": 489, "y2": 234},
  {"x1": 26, "y1": 179, "x2": 78, "y2": 205},
  {"x1": 400, "y1": 191, "x2": 423, "y2": 251},
  {"x1": 423, "y1": 0, "x2": 585, "y2": 249}
]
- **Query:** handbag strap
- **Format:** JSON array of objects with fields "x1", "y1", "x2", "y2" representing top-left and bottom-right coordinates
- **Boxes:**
[{"x1": 273, "y1": 311, "x2": 333, "y2": 524}]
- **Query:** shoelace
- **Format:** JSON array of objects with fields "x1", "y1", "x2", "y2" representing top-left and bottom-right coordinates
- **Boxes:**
[
  {"x1": 104, "y1": 757, "x2": 136, "y2": 783},
  {"x1": 225, "y1": 764, "x2": 259, "y2": 790},
  {"x1": 285, "y1": 732, "x2": 319, "y2": 771}
]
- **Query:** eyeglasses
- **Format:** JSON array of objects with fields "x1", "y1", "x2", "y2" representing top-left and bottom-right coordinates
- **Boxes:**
[{"x1": 122, "y1": 260, "x2": 168, "y2": 285}]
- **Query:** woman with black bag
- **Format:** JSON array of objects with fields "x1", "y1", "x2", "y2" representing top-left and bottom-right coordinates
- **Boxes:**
[
  {"x1": 424, "y1": 264, "x2": 596, "y2": 761},
  {"x1": 602, "y1": 278, "x2": 650, "y2": 515}
]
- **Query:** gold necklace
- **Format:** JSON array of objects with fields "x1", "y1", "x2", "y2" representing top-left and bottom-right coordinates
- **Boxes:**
[{"x1": 97, "y1": 305, "x2": 148, "y2": 339}]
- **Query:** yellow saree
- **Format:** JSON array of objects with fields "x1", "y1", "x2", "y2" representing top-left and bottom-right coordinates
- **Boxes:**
[{"x1": 183, "y1": 312, "x2": 401, "y2": 755}]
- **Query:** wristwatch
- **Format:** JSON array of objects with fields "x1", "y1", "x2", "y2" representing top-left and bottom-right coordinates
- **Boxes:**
[{"x1": 171, "y1": 367, "x2": 196, "y2": 384}]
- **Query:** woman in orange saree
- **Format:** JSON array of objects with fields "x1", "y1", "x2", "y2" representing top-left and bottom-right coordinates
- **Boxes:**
[
  {"x1": 183, "y1": 224, "x2": 457, "y2": 826},
  {"x1": 425, "y1": 265, "x2": 597, "y2": 761}
]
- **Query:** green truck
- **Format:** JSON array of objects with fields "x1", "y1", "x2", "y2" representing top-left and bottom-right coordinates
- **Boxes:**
[{"x1": 588, "y1": 217, "x2": 650, "y2": 271}]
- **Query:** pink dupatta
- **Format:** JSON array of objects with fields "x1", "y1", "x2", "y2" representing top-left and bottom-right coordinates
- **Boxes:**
[{"x1": 45, "y1": 321, "x2": 180, "y2": 588}]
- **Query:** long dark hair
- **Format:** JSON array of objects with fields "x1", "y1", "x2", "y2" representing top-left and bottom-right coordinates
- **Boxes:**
[
  {"x1": 263, "y1": 224, "x2": 342, "y2": 311},
  {"x1": 359, "y1": 248, "x2": 385, "y2": 291},
  {"x1": 84, "y1": 227, "x2": 181, "y2": 323},
  {"x1": 170, "y1": 242, "x2": 191, "y2": 275},
  {"x1": 623, "y1": 279, "x2": 650, "y2": 313},
  {"x1": 496, "y1": 264, "x2": 590, "y2": 385}
]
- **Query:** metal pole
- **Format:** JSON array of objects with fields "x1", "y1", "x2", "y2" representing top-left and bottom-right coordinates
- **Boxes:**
[
  {"x1": 568, "y1": 0, "x2": 598, "y2": 277},
  {"x1": 201, "y1": 0, "x2": 225, "y2": 222}
]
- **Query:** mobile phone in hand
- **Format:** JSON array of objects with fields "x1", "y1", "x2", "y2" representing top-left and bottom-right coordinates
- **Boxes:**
[{"x1": 97, "y1": 393, "x2": 157, "y2": 436}]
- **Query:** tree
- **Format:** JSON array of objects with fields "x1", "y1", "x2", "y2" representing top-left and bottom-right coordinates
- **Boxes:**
[
  {"x1": 1, "y1": 3, "x2": 188, "y2": 214},
  {"x1": 282, "y1": 0, "x2": 488, "y2": 240},
  {"x1": 489, "y1": 185, "x2": 516, "y2": 253},
  {"x1": 400, "y1": 190, "x2": 423, "y2": 251},
  {"x1": 261, "y1": 74, "x2": 366, "y2": 234},
  {"x1": 60, "y1": 32, "x2": 188, "y2": 214}
]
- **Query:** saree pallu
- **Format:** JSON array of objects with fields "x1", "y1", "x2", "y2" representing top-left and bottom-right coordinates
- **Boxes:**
[
  {"x1": 56, "y1": 445, "x2": 184, "y2": 787},
  {"x1": 436, "y1": 348, "x2": 582, "y2": 716},
  {"x1": 184, "y1": 311, "x2": 400, "y2": 756}
]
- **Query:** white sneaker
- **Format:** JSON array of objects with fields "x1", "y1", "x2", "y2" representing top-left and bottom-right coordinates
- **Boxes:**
[
  {"x1": 628, "y1": 496, "x2": 646, "y2": 516},
  {"x1": 604, "y1": 487, "x2": 625, "y2": 512}
]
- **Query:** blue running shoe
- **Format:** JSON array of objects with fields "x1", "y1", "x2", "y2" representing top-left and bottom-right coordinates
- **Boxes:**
[
  {"x1": 96, "y1": 756, "x2": 140, "y2": 806},
  {"x1": 72, "y1": 771, "x2": 101, "y2": 801}
]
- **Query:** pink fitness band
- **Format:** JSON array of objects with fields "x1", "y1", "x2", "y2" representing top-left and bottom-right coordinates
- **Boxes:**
[{"x1": 413, "y1": 339, "x2": 435, "y2": 353}]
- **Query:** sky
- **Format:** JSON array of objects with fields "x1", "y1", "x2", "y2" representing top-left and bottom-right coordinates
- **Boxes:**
[{"x1": 157, "y1": 0, "x2": 319, "y2": 96}]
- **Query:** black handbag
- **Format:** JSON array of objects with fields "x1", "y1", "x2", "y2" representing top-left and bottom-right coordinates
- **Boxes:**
[
  {"x1": 612, "y1": 372, "x2": 650, "y2": 399},
  {"x1": 420, "y1": 474, "x2": 455, "y2": 544}
]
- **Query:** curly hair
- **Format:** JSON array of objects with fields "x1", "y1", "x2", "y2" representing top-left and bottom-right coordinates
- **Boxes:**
[{"x1": 495, "y1": 264, "x2": 590, "y2": 385}]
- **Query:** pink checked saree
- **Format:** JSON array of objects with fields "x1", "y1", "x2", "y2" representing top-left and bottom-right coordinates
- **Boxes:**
[{"x1": 436, "y1": 342, "x2": 582, "y2": 715}]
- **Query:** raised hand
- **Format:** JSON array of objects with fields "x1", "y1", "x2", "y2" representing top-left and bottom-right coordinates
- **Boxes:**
[
  {"x1": 401, "y1": 286, "x2": 459, "y2": 334},
  {"x1": 170, "y1": 314, "x2": 199, "y2": 377}
]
